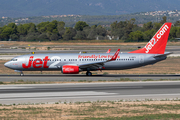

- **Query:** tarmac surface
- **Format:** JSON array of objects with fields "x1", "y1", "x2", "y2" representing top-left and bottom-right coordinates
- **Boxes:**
[
  {"x1": 0, "y1": 74, "x2": 180, "y2": 82},
  {"x1": 0, "y1": 81, "x2": 180, "y2": 104}
]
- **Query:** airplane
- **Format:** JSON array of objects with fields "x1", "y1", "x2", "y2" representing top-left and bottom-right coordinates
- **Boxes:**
[{"x1": 4, "y1": 22, "x2": 172, "y2": 76}]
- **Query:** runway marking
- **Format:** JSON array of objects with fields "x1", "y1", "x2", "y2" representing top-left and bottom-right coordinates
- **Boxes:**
[
  {"x1": 1, "y1": 91, "x2": 180, "y2": 100},
  {"x1": 0, "y1": 91, "x2": 116, "y2": 99},
  {"x1": 88, "y1": 93, "x2": 180, "y2": 97},
  {"x1": 0, "y1": 87, "x2": 34, "y2": 89}
]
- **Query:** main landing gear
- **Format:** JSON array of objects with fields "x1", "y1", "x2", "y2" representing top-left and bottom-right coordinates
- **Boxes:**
[
  {"x1": 20, "y1": 72, "x2": 24, "y2": 76},
  {"x1": 86, "y1": 71, "x2": 92, "y2": 76}
]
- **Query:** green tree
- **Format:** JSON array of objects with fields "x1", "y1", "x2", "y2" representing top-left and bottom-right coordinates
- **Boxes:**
[
  {"x1": 111, "y1": 19, "x2": 135, "y2": 40},
  {"x1": 124, "y1": 18, "x2": 136, "y2": 38},
  {"x1": 37, "y1": 33, "x2": 49, "y2": 41},
  {"x1": 153, "y1": 22, "x2": 162, "y2": 31},
  {"x1": 160, "y1": 16, "x2": 167, "y2": 24},
  {"x1": 7, "y1": 23, "x2": 17, "y2": 34},
  {"x1": 75, "y1": 21, "x2": 88, "y2": 31},
  {"x1": 51, "y1": 20, "x2": 58, "y2": 27},
  {"x1": 45, "y1": 22, "x2": 57, "y2": 33},
  {"x1": 91, "y1": 25, "x2": 97, "y2": 29},
  {"x1": 17, "y1": 24, "x2": 26, "y2": 35},
  {"x1": 75, "y1": 31, "x2": 87, "y2": 40},
  {"x1": 37, "y1": 21, "x2": 50, "y2": 33},
  {"x1": 10, "y1": 34, "x2": 19, "y2": 41},
  {"x1": 111, "y1": 21, "x2": 127, "y2": 37},
  {"x1": 25, "y1": 32, "x2": 40, "y2": 41},
  {"x1": 170, "y1": 26, "x2": 177, "y2": 39},
  {"x1": 143, "y1": 22, "x2": 153, "y2": 31},
  {"x1": 143, "y1": 29, "x2": 156, "y2": 40},
  {"x1": 174, "y1": 21, "x2": 180, "y2": 26},
  {"x1": 57, "y1": 21, "x2": 65, "y2": 38},
  {"x1": 128, "y1": 30, "x2": 143, "y2": 42},
  {"x1": 0, "y1": 26, "x2": 14, "y2": 40},
  {"x1": 87, "y1": 29, "x2": 97, "y2": 39},
  {"x1": 63, "y1": 27, "x2": 76, "y2": 40},
  {"x1": 50, "y1": 33, "x2": 59, "y2": 41},
  {"x1": 96, "y1": 25, "x2": 107, "y2": 37},
  {"x1": 176, "y1": 27, "x2": 180, "y2": 38},
  {"x1": 17, "y1": 23, "x2": 33, "y2": 36},
  {"x1": 83, "y1": 26, "x2": 91, "y2": 38},
  {"x1": 28, "y1": 23, "x2": 36, "y2": 33}
]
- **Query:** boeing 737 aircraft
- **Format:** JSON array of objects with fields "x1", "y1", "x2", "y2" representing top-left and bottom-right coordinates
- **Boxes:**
[{"x1": 4, "y1": 23, "x2": 172, "y2": 76}]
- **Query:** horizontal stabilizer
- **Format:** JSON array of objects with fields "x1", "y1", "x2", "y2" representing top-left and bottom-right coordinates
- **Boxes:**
[{"x1": 153, "y1": 52, "x2": 172, "y2": 58}]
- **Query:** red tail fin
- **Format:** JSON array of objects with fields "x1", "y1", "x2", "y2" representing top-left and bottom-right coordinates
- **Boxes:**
[
  {"x1": 129, "y1": 22, "x2": 172, "y2": 54},
  {"x1": 106, "y1": 49, "x2": 111, "y2": 53}
]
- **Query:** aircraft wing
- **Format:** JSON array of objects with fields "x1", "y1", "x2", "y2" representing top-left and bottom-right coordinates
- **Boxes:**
[
  {"x1": 78, "y1": 61, "x2": 105, "y2": 69},
  {"x1": 78, "y1": 49, "x2": 120, "y2": 70}
]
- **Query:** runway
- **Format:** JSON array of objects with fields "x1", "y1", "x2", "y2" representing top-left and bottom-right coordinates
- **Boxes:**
[
  {"x1": 0, "y1": 81, "x2": 180, "y2": 104},
  {"x1": 0, "y1": 74, "x2": 180, "y2": 82}
]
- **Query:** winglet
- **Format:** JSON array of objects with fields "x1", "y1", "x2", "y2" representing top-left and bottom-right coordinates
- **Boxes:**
[
  {"x1": 106, "y1": 49, "x2": 111, "y2": 53},
  {"x1": 109, "y1": 49, "x2": 120, "y2": 61}
]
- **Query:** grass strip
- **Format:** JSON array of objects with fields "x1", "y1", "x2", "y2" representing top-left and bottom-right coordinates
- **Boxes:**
[{"x1": 85, "y1": 114, "x2": 180, "y2": 120}]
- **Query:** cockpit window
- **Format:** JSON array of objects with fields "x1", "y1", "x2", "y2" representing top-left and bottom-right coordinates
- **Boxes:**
[{"x1": 11, "y1": 59, "x2": 18, "y2": 61}]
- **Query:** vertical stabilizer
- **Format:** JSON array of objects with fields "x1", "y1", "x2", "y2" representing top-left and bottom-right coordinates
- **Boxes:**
[{"x1": 129, "y1": 22, "x2": 172, "y2": 54}]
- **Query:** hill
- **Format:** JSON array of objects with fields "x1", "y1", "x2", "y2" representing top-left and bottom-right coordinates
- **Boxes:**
[{"x1": 1, "y1": 0, "x2": 180, "y2": 18}]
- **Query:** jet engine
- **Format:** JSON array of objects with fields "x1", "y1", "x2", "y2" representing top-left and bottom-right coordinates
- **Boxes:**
[{"x1": 62, "y1": 65, "x2": 79, "y2": 74}]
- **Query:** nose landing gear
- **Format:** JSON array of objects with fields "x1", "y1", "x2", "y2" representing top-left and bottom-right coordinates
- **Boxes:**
[{"x1": 20, "y1": 72, "x2": 24, "y2": 76}]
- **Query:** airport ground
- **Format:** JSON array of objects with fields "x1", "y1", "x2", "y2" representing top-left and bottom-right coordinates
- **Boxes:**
[
  {"x1": 1, "y1": 41, "x2": 180, "y2": 119},
  {"x1": 1, "y1": 100, "x2": 180, "y2": 119},
  {"x1": 1, "y1": 82, "x2": 180, "y2": 119}
]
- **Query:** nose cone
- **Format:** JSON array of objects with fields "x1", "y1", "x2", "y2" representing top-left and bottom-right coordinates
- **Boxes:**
[{"x1": 4, "y1": 61, "x2": 11, "y2": 68}]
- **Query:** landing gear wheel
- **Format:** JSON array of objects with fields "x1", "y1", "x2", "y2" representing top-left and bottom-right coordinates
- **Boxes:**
[
  {"x1": 86, "y1": 72, "x2": 92, "y2": 76},
  {"x1": 20, "y1": 72, "x2": 24, "y2": 76}
]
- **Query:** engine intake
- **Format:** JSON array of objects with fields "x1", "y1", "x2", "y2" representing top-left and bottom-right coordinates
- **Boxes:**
[{"x1": 62, "y1": 65, "x2": 79, "y2": 74}]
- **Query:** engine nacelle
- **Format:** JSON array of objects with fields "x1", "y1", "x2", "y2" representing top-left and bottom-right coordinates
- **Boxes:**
[{"x1": 62, "y1": 65, "x2": 79, "y2": 74}]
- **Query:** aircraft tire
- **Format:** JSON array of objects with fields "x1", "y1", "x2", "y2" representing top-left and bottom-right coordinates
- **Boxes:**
[
  {"x1": 86, "y1": 72, "x2": 92, "y2": 76},
  {"x1": 20, "y1": 73, "x2": 24, "y2": 76}
]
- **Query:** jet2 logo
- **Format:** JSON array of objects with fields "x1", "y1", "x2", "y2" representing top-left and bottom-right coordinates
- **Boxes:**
[
  {"x1": 145, "y1": 38, "x2": 157, "y2": 53},
  {"x1": 145, "y1": 25, "x2": 169, "y2": 53},
  {"x1": 22, "y1": 56, "x2": 50, "y2": 69}
]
